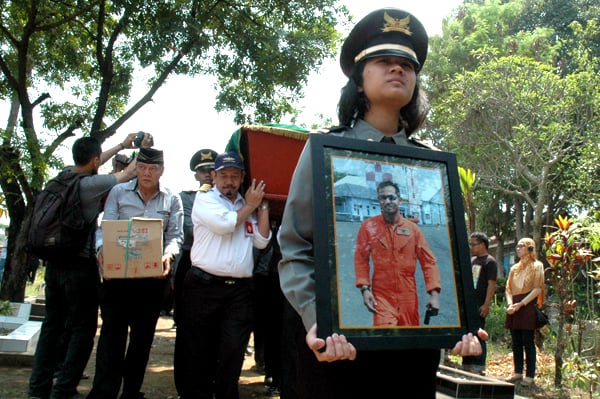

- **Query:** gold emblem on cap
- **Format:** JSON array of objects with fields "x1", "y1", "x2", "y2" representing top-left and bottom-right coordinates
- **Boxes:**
[
  {"x1": 200, "y1": 151, "x2": 213, "y2": 160},
  {"x1": 381, "y1": 12, "x2": 412, "y2": 36}
]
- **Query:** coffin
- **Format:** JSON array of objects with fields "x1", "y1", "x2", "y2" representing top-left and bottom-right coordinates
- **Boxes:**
[{"x1": 225, "y1": 124, "x2": 312, "y2": 220}]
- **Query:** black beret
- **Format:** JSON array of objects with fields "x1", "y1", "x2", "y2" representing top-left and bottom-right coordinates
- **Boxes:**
[
  {"x1": 189, "y1": 149, "x2": 218, "y2": 171},
  {"x1": 340, "y1": 8, "x2": 428, "y2": 77},
  {"x1": 137, "y1": 147, "x2": 164, "y2": 164}
]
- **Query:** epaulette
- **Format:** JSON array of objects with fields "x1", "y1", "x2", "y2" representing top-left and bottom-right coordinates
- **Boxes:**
[
  {"x1": 198, "y1": 183, "x2": 212, "y2": 193},
  {"x1": 315, "y1": 125, "x2": 350, "y2": 134},
  {"x1": 409, "y1": 136, "x2": 439, "y2": 151}
]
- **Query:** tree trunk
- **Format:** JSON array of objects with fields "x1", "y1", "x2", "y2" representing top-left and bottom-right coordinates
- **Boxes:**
[
  {"x1": 494, "y1": 237, "x2": 505, "y2": 278},
  {"x1": 554, "y1": 302, "x2": 565, "y2": 387},
  {"x1": 0, "y1": 209, "x2": 36, "y2": 302}
]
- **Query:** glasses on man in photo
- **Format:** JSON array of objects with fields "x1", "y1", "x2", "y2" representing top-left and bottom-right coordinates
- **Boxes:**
[
  {"x1": 516, "y1": 244, "x2": 527, "y2": 249},
  {"x1": 377, "y1": 194, "x2": 398, "y2": 201}
]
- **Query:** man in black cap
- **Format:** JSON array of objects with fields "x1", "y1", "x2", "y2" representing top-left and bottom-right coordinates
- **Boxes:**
[
  {"x1": 172, "y1": 148, "x2": 217, "y2": 396},
  {"x1": 178, "y1": 151, "x2": 271, "y2": 399},
  {"x1": 88, "y1": 147, "x2": 183, "y2": 399},
  {"x1": 278, "y1": 8, "x2": 486, "y2": 399}
]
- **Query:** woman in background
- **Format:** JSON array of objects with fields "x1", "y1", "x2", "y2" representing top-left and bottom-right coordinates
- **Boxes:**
[{"x1": 504, "y1": 237, "x2": 545, "y2": 386}]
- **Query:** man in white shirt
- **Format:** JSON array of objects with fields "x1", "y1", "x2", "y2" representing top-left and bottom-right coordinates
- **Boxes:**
[{"x1": 179, "y1": 151, "x2": 270, "y2": 399}]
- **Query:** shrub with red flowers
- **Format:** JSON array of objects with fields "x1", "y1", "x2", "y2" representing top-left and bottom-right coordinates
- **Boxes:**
[{"x1": 543, "y1": 215, "x2": 600, "y2": 392}]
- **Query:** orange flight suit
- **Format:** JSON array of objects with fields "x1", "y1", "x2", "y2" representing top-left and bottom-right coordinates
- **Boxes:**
[{"x1": 354, "y1": 214, "x2": 441, "y2": 326}]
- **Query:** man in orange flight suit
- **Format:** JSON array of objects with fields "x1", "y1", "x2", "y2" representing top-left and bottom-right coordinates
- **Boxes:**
[{"x1": 354, "y1": 180, "x2": 441, "y2": 326}]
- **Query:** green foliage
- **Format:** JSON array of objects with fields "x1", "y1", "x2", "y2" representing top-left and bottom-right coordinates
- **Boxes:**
[
  {"x1": 458, "y1": 166, "x2": 476, "y2": 232},
  {"x1": 561, "y1": 345, "x2": 600, "y2": 394},
  {"x1": 425, "y1": 0, "x2": 600, "y2": 257},
  {"x1": 0, "y1": 0, "x2": 347, "y2": 301},
  {"x1": 0, "y1": 300, "x2": 12, "y2": 316},
  {"x1": 543, "y1": 215, "x2": 600, "y2": 388},
  {"x1": 485, "y1": 296, "x2": 511, "y2": 347}
]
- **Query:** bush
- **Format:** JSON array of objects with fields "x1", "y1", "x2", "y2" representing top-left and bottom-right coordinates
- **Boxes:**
[
  {"x1": 0, "y1": 300, "x2": 12, "y2": 316},
  {"x1": 486, "y1": 296, "x2": 511, "y2": 347}
]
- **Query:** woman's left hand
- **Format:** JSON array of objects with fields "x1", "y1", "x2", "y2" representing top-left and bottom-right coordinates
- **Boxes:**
[{"x1": 449, "y1": 328, "x2": 489, "y2": 356}]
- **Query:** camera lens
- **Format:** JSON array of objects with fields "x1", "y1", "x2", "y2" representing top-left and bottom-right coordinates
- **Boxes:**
[{"x1": 134, "y1": 131, "x2": 144, "y2": 147}]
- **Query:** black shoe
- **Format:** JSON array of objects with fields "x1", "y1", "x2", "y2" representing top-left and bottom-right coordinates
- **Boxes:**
[
  {"x1": 264, "y1": 375, "x2": 273, "y2": 386},
  {"x1": 120, "y1": 392, "x2": 145, "y2": 399},
  {"x1": 265, "y1": 386, "x2": 280, "y2": 397},
  {"x1": 251, "y1": 362, "x2": 265, "y2": 374}
]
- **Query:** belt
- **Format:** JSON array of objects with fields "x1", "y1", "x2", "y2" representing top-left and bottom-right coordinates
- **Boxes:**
[{"x1": 192, "y1": 267, "x2": 250, "y2": 285}]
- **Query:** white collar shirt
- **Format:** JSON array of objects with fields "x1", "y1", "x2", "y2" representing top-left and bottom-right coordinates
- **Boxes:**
[{"x1": 190, "y1": 187, "x2": 270, "y2": 278}]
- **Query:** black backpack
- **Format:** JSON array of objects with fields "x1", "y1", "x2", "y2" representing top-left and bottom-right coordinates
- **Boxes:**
[{"x1": 28, "y1": 170, "x2": 91, "y2": 260}]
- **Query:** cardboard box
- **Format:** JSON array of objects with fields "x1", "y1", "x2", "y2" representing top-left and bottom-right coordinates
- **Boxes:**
[{"x1": 101, "y1": 218, "x2": 164, "y2": 279}]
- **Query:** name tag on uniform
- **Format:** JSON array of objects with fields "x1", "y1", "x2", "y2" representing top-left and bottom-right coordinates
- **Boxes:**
[
  {"x1": 245, "y1": 221, "x2": 254, "y2": 236},
  {"x1": 395, "y1": 227, "x2": 411, "y2": 236}
]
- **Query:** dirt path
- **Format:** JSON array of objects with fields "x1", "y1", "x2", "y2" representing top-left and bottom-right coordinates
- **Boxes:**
[
  {"x1": 1, "y1": 314, "x2": 585, "y2": 399},
  {"x1": 0, "y1": 315, "x2": 270, "y2": 399}
]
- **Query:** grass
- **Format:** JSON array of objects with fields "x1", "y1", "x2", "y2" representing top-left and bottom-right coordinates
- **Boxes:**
[{"x1": 24, "y1": 267, "x2": 44, "y2": 298}]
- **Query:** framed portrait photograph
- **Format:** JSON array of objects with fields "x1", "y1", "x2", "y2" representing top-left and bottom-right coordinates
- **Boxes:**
[{"x1": 311, "y1": 134, "x2": 478, "y2": 350}]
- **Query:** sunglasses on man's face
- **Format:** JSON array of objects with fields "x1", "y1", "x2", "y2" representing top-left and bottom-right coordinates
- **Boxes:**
[{"x1": 377, "y1": 195, "x2": 398, "y2": 202}]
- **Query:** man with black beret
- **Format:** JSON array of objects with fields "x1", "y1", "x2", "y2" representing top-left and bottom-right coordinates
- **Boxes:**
[
  {"x1": 173, "y1": 148, "x2": 217, "y2": 396},
  {"x1": 89, "y1": 147, "x2": 183, "y2": 399}
]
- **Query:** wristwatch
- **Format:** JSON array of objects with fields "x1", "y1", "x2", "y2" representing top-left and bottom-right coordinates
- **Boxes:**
[{"x1": 359, "y1": 285, "x2": 370, "y2": 294}]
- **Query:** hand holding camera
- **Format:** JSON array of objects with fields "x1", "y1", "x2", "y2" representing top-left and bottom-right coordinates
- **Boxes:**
[
  {"x1": 121, "y1": 131, "x2": 154, "y2": 150},
  {"x1": 133, "y1": 131, "x2": 154, "y2": 148}
]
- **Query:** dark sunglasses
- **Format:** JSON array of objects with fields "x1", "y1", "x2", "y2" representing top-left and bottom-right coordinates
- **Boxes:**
[{"x1": 377, "y1": 194, "x2": 398, "y2": 201}]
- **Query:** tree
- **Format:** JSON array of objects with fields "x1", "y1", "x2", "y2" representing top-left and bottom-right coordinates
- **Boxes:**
[
  {"x1": 424, "y1": 0, "x2": 600, "y2": 247},
  {"x1": 0, "y1": 0, "x2": 346, "y2": 301},
  {"x1": 458, "y1": 166, "x2": 476, "y2": 233},
  {"x1": 434, "y1": 55, "x2": 594, "y2": 247}
]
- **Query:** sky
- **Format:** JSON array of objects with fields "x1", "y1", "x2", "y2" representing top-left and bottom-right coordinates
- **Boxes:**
[{"x1": 1, "y1": 1, "x2": 464, "y2": 199}]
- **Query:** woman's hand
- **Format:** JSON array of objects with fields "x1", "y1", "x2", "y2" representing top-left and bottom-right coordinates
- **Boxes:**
[
  {"x1": 449, "y1": 328, "x2": 489, "y2": 356},
  {"x1": 306, "y1": 323, "x2": 357, "y2": 363},
  {"x1": 506, "y1": 302, "x2": 524, "y2": 315}
]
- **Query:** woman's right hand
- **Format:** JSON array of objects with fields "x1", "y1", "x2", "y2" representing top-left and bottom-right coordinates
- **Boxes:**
[
  {"x1": 306, "y1": 323, "x2": 357, "y2": 363},
  {"x1": 506, "y1": 302, "x2": 523, "y2": 315}
]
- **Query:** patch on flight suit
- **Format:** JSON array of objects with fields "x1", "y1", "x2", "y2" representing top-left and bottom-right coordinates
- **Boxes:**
[{"x1": 395, "y1": 227, "x2": 411, "y2": 236}]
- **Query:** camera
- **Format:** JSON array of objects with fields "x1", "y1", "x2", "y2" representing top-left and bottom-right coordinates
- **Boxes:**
[{"x1": 133, "y1": 131, "x2": 145, "y2": 148}]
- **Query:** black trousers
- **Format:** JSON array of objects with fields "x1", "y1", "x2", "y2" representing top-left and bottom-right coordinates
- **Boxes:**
[
  {"x1": 173, "y1": 249, "x2": 192, "y2": 395},
  {"x1": 252, "y1": 272, "x2": 284, "y2": 387},
  {"x1": 88, "y1": 278, "x2": 166, "y2": 399},
  {"x1": 28, "y1": 258, "x2": 99, "y2": 399},
  {"x1": 173, "y1": 249, "x2": 192, "y2": 324},
  {"x1": 179, "y1": 267, "x2": 253, "y2": 399},
  {"x1": 281, "y1": 300, "x2": 441, "y2": 399}
]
